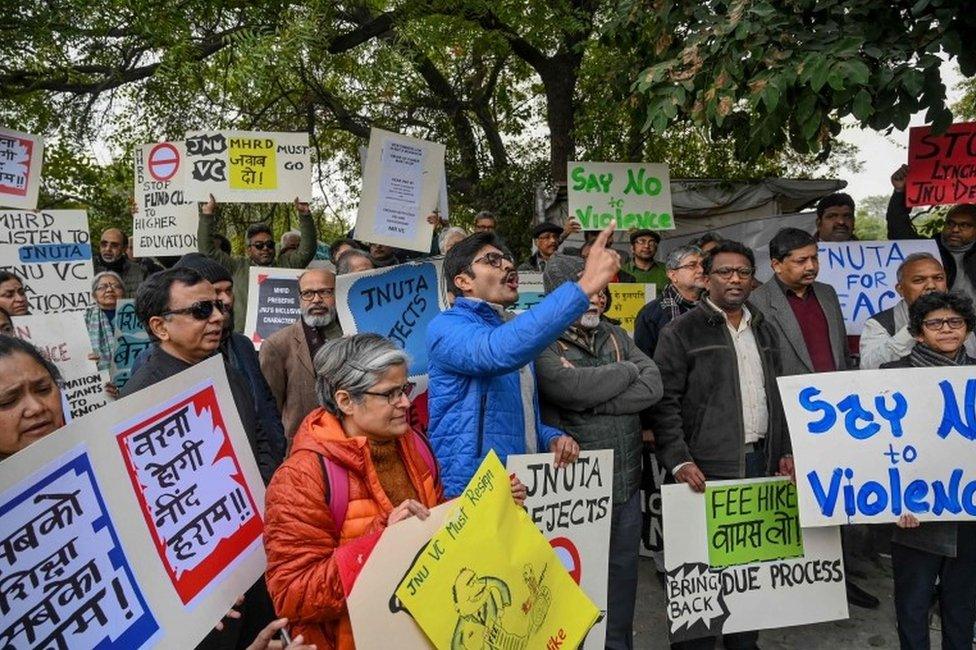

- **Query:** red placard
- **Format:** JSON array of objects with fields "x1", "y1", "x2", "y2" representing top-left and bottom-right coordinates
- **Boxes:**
[{"x1": 906, "y1": 122, "x2": 976, "y2": 207}]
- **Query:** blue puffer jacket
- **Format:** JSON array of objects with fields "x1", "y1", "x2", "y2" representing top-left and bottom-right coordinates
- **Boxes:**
[{"x1": 427, "y1": 281, "x2": 590, "y2": 496}]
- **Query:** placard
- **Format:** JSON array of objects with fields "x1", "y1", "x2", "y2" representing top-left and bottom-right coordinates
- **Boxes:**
[
  {"x1": 663, "y1": 480, "x2": 846, "y2": 643},
  {"x1": 906, "y1": 121, "x2": 976, "y2": 207},
  {"x1": 0, "y1": 209, "x2": 94, "y2": 313},
  {"x1": 507, "y1": 451, "x2": 613, "y2": 650},
  {"x1": 0, "y1": 127, "x2": 43, "y2": 210},
  {"x1": 133, "y1": 141, "x2": 198, "y2": 256},
  {"x1": 606, "y1": 283, "x2": 656, "y2": 335},
  {"x1": 779, "y1": 366, "x2": 976, "y2": 526},
  {"x1": 13, "y1": 312, "x2": 107, "y2": 419},
  {"x1": 242, "y1": 267, "x2": 303, "y2": 348},
  {"x1": 568, "y1": 162, "x2": 674, "y2": 231},
  {"x1": 816, "y1": 240, "x2": 940, "y2": 335},
  {"x1": 509, "y1": 271, "x2": 544, "y2": 313},
  {"x1": 0, "y1": 356, "x2": 266, "y2": 649},
  {"x1": 704, "y1": 481, "x2": 804, "y2": 568},
  {"x1": 183, "y1": 131, "x2": 311, "y2": 203},
  {"x1": 639, "y1": 448, "x2": 668, "y2": 564},
  {"x1": 354, "y1": 128, "x2": 446, "y2": 253},
  {"x1": 112, "y1": 299, "x2": 152, "y2": 391}
]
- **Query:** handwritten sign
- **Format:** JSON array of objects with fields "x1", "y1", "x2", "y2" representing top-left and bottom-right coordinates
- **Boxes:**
[
  {"x1": 112, "y1": 299, "x2": 152, "y2": 391},
  {"x1": 183, "y1": 131, "x2": 311, "y2": 203},
  {"x1": 243, "y1": 267, "x2": 303, "y2": 349},
  {"x1": 0, "y1": 209, "x2": 94, "y2": 314},
  {"x1": 704, "y1": 481, "x2": 803, "y2": 568},
  {"x1": 815, "y1": 240, "x2": 940, "y2": 335},
  {"x1": 394, "y1": 451, "x2": 599, "y2": 649},
  {"x1": 14, "y1": 312, "x2": 107, "y2": 419},
  {"x1": 607, "y1": 283, "x2": 656, "y2": 335},
  {"x1": 336, "y1": 260, "x2": 445, "y2": 379},
  {"x1": 133, "y1": 142, "x2": 198, "y2": 256},
  {"x1": 663, "y1": 480, "x2": 846, "y2": 643},
  {"x1": 0, "y1": 356, "x2": 266, "y2": 648},
  {"x1": 355, "y1": 128, "x2": 446, "y2": 253},
  {"x1": 509, "y1": 271, "x2": 544, "y2": 314},
  {"x1": 568, "y1": 162, "x2": 674, "y2": 231},
  {"x1": 779, "y1": 367, "x2": 976, "y2": 526},
  {"x1": 906, "y1": 122, "x2": 976, "y2": 207},
  {"x1": 639, "y1": 449, "x2": 668, "y2": 565},
  {"x1": 507, "y1": 451, "x2": 613, "y2": 650},
  {"x1": 0, "y1": 127, "x2": 43, "y2": 210}
]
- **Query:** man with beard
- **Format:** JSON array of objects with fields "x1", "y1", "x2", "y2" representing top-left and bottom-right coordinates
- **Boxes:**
[
  {"x1": 94, "y1": 228, "x2": 153, "y2": 295},
  {"x1": 535, "y1": 254, "x2": 662, "y2": 650},
  {"x1": 813, "y1": 193, "x2": 857, "y2": 242},
  {"x1": 260, "y1": 269, "x2": 342, "y2": 443}
]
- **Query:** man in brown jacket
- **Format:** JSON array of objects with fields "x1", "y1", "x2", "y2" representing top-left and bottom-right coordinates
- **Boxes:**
[{"x1": 259, "y1": 268, "x2": 342, "y2": 442}]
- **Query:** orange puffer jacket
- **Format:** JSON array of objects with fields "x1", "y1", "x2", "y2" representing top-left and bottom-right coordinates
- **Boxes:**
[{"x1": 264, "y1": 408, "x2": 443, "y2": 649}]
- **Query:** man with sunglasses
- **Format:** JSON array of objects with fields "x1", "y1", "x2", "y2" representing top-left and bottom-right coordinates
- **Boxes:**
[
  {"x1": 427, "y1": 223, "x2": 622, "y2": 498},
  {"x1": 649, "y1": 240, "x2": 794, "y2": 649},
  {"x1": 197, "y1": 194, "x2": 317, "y2": 333}
]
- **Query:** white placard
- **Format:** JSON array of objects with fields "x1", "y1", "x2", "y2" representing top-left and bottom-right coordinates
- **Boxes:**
[
  {"x1": 0, "y1": 127, "x2": 43, "y2": 210},
  {"x1": 133, "y1": 141, "x2": 198, "y2": 256}
]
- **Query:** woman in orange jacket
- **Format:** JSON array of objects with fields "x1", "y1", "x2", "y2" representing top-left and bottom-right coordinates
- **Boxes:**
[{"x1": 264, "y1": 333, "x2": 526, "y2": 649}]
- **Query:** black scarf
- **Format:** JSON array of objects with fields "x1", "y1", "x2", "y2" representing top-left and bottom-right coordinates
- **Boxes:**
[{"x1": 908, "y1": 343, "x2": 970, "y2": 367}]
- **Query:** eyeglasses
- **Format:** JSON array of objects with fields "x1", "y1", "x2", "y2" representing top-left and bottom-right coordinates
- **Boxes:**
[
  {"x1": 945, "y1": 219, "x2": 976, "y2": 232},
  {"x1": 674, "y1": 261, "x2": 703, "y2": 272},
  {"x1": 361, "y1": 382, "x2": 415, "y2": 404},
  {"x1": 471, "y1": 251, "x2": 514, "y2": 269},
  {"x1": 162, "y1": 300, "x2": 227, "y2": 321},
  {"x1": 710, "y1": 266, "x2": 754, "y2": 279},
  {"x1": 249, "y1": 241, "x2": 275, "y2": 251},
  {"x1": 921, "y1": 316, "x2": 967, "y2": 331},
  {"x1": 94, "y1": 283, "x2": 123, "y2": 293},
  {"x1": 300, "y1": 288, "x2": 336, "y2": 300}
]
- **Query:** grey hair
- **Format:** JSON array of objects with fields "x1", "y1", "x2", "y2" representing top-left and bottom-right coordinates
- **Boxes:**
[
  {"x1": 91, "y1": 271, "x2": 125, "y2": 294},
  {"x1": 896, "y1": 252, "x2": 940, "y2": 283},
  {"x1": 280, "y1": 230, "x2": 301, "y2": 246},
  {"x1": 474, "y1": 210, "x2": 495, "y2": 222},
  {"x1": 438, "y1": 226, "x2": 468, "y2": 252},
  {"x1": 314, "y1": 334, "x2": 409, "y2": 415},
  {"x1": 665, "y1": 245, "x2": 703, "y2": 271},
  {"x1": 336, "y1": 249, "x2": 373, "y2": 275}
]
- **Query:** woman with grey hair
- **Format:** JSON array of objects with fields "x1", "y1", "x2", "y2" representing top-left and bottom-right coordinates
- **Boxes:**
[
  {"x1": 264, "y1": 333, "x2": 526, "y2": 648},
  {"x1": 84, "y1": 270, "x2": 125, "y2": 397}
]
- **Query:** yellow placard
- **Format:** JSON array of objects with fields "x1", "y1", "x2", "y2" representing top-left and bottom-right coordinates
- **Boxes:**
[
  {"x1": 607, "y1": 283, "x2": 654, "y2": 334},
  {"x1": 228, "y1": 137, "x2": 277, "y2": 189},
  {"x1": 395, "y1": 451, "x2": 599, "y2": 649}
]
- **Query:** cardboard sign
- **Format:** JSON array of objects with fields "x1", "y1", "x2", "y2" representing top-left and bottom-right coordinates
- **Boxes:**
[
  {"x1": 243, "y1": 267, "x2": 303, "y2": 348},
  {"x1": 815, "y1": 240, "x2": 940, "y2": 335},
  {"x1": 336, "y1": 260, "x2": 446, "y2": 380},
  {"x1": 0, "y1": 127, "x2": 43, "y2": 210},
  {"x1": 0, "y1": 356, "x2": 266, "y2": 649},
  {"x1": 906, "y1": 122, "x2": 976, "y2": 207},
  {"x1": 606, "y1": 283, "x2": 656, "y2": 335},
  {"x1": 355, "y1": 128, "x2": 446, "y2": 253},
  {"x1": 663, "y1": 480, "x2": 846, "y2": 643},
  {"x1": 394, "y1": 451, "x2": 600, "y2": 649},
  {"x1": 0, "y1": 209, "x2": 94, "y2": 314},
  {"x1": 13, "y1": 312, "x2": 107, "y2": 419},
  {"x1": 568, "y1": 162, "x2": 674, "y2": 231},
  {"x1": 507, "y1": 451, "x2": 613, "y2": 650},
  {"x1": 704, "y1": 481, "x2": 804, "y2": 568},
  {"x1": 509, "y1": 271, "x2": 544, "y2": 314},
  {"x1": 779, "y1": 367, "x2": 976, "y2": 526},
  {"x1": 112, "y1": 299, "x2": 153, "y2": 392},
  {"x1": 639, "y1": 448, "x2": 668, "y2": 565},
  {"x1": 133, "y1": 141, "x2": 198, "y2": 256},
  {"x1": 183, "y1": 131, "x2": 311, "y2": 203}
]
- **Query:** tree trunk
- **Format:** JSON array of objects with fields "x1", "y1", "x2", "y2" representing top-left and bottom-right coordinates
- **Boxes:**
[{"x1": 541, "y1": 55, "x2": 579, "y2": 185}]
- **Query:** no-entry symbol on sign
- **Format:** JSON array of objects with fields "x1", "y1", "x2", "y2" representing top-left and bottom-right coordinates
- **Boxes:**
[{"x1": 148, "y1": 143, "x2": 181, "y2": 181}]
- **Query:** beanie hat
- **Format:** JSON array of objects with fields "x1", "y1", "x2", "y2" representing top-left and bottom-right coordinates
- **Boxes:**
[
  {"x1": 543, "y1": 253, "x2": 585, "y2": 294},
  {"x1": 174, "y1": 253, "x2": 233, "y2": 285}
]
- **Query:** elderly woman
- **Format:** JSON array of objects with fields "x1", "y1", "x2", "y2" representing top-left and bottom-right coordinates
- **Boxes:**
[
  {"x1": 85, "y1": 271, "x2": 125, "y2": 396},
  {"x1": 264, "y1": 333, "x2": 525, "y2": 649},
  {"x1": 0, "y1": 271, "x2": 29, "y2": 316},
  {"x1": 0, "y1": 335, "x2": 65, "y2": 460},
  {"x1": 881, "y1": 291, "x2": 976, "y2": 650}
]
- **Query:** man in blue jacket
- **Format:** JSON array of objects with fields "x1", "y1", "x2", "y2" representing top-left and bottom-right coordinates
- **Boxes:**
[{"x1": 427, "y1": 223, "x2": 621, "y2": 496}]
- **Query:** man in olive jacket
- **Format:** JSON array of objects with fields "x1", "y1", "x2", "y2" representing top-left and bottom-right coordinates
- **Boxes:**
[{"x1": 535, "y1": 254, "x2": 663, "y2": 650}]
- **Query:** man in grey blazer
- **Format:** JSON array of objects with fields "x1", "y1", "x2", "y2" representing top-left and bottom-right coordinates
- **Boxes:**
[{"x1": 750, "y1": 227, "x2": 880, "y2": 610}]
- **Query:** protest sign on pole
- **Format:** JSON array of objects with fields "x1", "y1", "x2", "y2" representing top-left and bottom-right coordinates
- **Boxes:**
[
  {"x1": 133, "y1": 141, "x2": 198, "y2": 256},
  {"x1": 394, "y1": 451, "x2": 600, "y2": 649},
  {"x1": 509, "y1": 271, "x2": 545, "y2": 314},
  {"x1": 183, "y1": 131, "x2": 311, "y2": 203},
  {"x1": 354, "y1": 128, "x2": 446, "y2": 254},
  {"x1": 112, "y1": 299, "x2": 152, "y2": 391},
  {"x1": 567, "y1": 162, "x2": 674, "y2": 231},
  {"x1": 779, "y1": 366, "x2": 976, "y2": 527},
  {"x1": 507, "y1": 451, "x2": 613, "y2": 650},
  {"x1": 0, "y1": 209, "x2": 94, "y2": 314},
  {"x1": 906, "y1": 121, "x2": 976, "y2": 207},
  {"x1": 243, "y1": 267, "x2": 303, "y2": 348},
  {"x1": 815, "y1": 240, "x2": 940, "y2": 335},
  {"x1": 0, "y1": 355, "x2": 266, "y2": 648},
  {"x1": 606, "y1": 283, "x2": 656, "y2": 335},
  {"x1": 639, "y1": 448, "x2": 668, "y2": 568},
  {"x1": 13, "y1": 312, "x2": 107, "y2": 419},
  {"x1": 663, "y1": 479, "x2": 846, "y2": 643},
  {"x1": 0, "y1": 127, "x2": 43, "y2": 210}
]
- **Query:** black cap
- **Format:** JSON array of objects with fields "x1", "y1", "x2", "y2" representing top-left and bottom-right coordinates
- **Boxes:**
[
  {"x1": 174, "y1": 253, "x2": 233, "y2": 285},
  {"x1": 629, "y1": 229, "x2": 660, "y2": 244},
  {"x1": 531, "y1": 222, "x2": 563, "y2": 238}
]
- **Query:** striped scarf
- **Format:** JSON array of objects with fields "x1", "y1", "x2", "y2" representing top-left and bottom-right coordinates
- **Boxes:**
[
  {"x1": 908, "y1": 342, "x2": 970, "y2": 367},
  {"x1": 660, "y1": 283, "x2": 698, "y2": 322}
]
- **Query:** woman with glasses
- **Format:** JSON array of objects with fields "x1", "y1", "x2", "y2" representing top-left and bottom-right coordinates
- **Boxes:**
[
  {"x1": 881, "y1": 291, "x2": 976, "y2": 650},
  {"x1": 0, "y1": 271, "x2": 29, "y2": 316},
  {"x1": 85, "y1": 271, "x2": 125, "y2": 397},
  {"x1": 264, "y1": 333, "x2": 527, "y2": 649}
]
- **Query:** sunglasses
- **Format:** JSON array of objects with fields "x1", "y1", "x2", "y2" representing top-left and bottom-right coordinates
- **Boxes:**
[
  {"x1": 250, "y1": 241, "x2": 275, "y2": 251},
  {"x1": 162, "y1": 300, "x2": 227, "y2": 321}
]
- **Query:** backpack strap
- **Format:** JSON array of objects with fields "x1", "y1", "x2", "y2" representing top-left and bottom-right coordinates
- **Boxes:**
[
  {"x1": 318, "y1": 454, "x2": 350, "y2": 535},
  {"x1": 410, "y1": 431, "x2": 440, "y2": 484}
]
